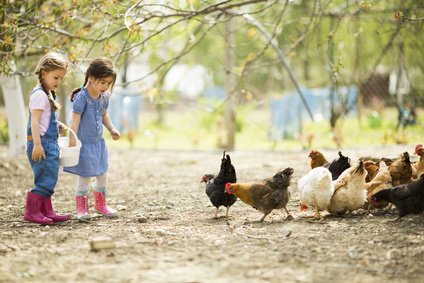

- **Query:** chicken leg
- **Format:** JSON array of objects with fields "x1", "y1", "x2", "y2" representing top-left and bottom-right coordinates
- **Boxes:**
[
  {"x1": 225, "y1": 206, "x2": 230, "y2": 218},
  {"x1": 213, "y1": 207, "x2": 219, "y2": 219},
  {"x1": 259, "y1": 212, "x2": 270, "y2": 222},
  {"x1": 284, "y1": 207, "x2": 294, "y2": 221},
  {"x1": 313, "y1": 202, "x2": 321, "y2": 219}
]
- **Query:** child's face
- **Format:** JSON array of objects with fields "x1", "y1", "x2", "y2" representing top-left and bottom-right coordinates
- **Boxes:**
[
  {"x1": 89, "y1": 76, "x2": 115, "y2": 96},
  {"x1": 42, "y1": 68, "x2": 66, "y2": 91}
]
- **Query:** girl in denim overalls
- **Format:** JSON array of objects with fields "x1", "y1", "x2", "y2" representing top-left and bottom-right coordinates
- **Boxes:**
[
  {"x1": 64, "y1": 58, "x2": 121, "y2": 220},
  {"x1": 25, "y1": 53, "x2": 71, "y2": 225}
]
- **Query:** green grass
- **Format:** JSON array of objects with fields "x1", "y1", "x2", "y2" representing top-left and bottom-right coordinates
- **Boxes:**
[{"x1": 105, "y1": 106, "x2": 424, "y2": 151}]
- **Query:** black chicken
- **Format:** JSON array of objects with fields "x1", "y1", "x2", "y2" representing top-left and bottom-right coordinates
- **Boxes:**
[
  {"x1": 201, "y1": 152, "x2": 237, "y2": 218},
  {"x1": 370, "y1": 175, "x2": 424, "y2": 219},
  {"x1": 327, "y1": 151, "x2": 351, "y2": 180}
]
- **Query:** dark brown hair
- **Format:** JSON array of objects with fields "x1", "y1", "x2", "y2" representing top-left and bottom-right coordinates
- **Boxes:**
[
  {"x1": 35, "y1": 52, "x2": 68, "y2": 111},
  {"x1": 70, "y1": 58, "x2": 117, "y2": 102}
]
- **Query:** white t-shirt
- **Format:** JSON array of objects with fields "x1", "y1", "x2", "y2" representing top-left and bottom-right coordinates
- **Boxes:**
[{"x1": 29, "y1": 88, "x2": 51, "y2": 136}]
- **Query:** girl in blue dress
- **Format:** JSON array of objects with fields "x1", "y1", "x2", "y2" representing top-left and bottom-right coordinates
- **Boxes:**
[{"x1": 64, "y1": 58, "x2": 121, "y2": 220}]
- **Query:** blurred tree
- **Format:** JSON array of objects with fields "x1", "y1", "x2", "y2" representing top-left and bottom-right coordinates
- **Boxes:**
[{"x1": 0, "y1": 0, "x2": 423, "y2": 153}]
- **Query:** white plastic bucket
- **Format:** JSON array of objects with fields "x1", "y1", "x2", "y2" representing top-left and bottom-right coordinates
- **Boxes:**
[{"x1": 58, "y1": 128, "x2": 81, "y2": 167}]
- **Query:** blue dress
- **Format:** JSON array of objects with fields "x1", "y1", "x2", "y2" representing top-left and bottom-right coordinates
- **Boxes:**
[{"x1": 63, "y1": 88, "x2": 110, "y2": 177}]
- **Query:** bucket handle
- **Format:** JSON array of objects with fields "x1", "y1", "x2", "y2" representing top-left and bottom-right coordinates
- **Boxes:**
[{"x1": 67, "y1": 127, "x2": 80, "y2": 146}]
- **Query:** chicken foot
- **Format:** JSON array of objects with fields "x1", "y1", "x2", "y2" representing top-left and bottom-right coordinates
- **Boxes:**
[
  {"x1": 284, "y1": 207, "x2": 294, "y2": 221},
  {"x1": 313, "y1": 202, "x2": 321, "y2": 220},
  {"x1": 213, "y1": 207, "x2": 219, "y2": 219},
  {"x1": 259, "y1": 212, "x2": 270, "y2": 222}
]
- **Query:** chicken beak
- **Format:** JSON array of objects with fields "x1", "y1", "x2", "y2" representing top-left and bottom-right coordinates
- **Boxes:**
[{"x1": 369, "y1": 195, "x2": 378, "y2": 205}]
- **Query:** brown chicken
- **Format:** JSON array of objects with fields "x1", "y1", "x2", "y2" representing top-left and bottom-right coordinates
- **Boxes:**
[
  {"x1": 360, "y1": 156, "x2": 394, "y2": 166},
  {"x1": 414, "y1": 144, "x2": 424, "y2": 179},
  {"x1": 364, "y1": 160, "x2": 379, "y2": 182},
  {"x1": 309, "y1": 150, "x2": 329, "y2": 169},
  {"x1": 365, "y1": 161, "x2": 392, "y2": 210},
  {"x1": 388, "y1": 152, "x2": 413, "y2": 186},
  {"x1": 224, "y1": 167, "x2": 294, "y2": 222}
]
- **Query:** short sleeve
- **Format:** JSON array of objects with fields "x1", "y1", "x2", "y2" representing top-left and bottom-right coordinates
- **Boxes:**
[
  {"x1": 29, "y1": 89, "x2": 50, "y2": 111},
  {"x1": 102, "y1": 93, "x2": 110, "y2": 111},
  {"x1": 72, "y1": 91, "x2": 86, "y2": 114}
]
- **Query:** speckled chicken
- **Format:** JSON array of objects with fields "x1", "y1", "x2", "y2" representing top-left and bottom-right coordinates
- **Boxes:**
[{"x1": 225, "y1": 167, "x2": 294, "y2": 222}]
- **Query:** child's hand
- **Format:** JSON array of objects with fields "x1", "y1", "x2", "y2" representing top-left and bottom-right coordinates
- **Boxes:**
[
  {"x1": 32, "y1": 144, "x2": 45, "y2": 162},
  {"x1": 68, "y1": 129, "x2": 77, "y2": 147},
  {"x1": 68, "y1": 138, "x2": 77, "y2": 147},
  {"x1": 110, "y1": 128, "x2": 120, "y2": 140},
  {"x1": 58, "y1": 123, "x2": 67, "y2": 136}
]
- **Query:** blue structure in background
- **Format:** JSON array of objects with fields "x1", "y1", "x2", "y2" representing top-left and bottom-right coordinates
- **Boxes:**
[
  {"x1": 270, "y1": 85, "x2": 357, "y2": 141},
  {"x1": 205, "y1": 87, "x2": 226, "y2": 101},
  {"x1": 64, "y1": 88, "x2": 143, "y2": 135},
  {"x1": 109, "y1": 88, "x2": 143, "y2": 134}
]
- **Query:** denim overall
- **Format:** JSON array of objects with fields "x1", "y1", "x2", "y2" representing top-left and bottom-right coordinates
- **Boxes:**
[{"x1": 26, "y1": 88, "x2": 60, "y2": 197}]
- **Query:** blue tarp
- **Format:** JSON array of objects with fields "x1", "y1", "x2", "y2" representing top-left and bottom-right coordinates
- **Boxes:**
[
  {"x1": 65, "y1": 89, "x2": 143, "y2": 134},
  {"x1": 270, "y1": 86, "x2": 357, "y2": 140},
  {"x1": 109, "y1": 89, "x2": 143, "y2": 133}
]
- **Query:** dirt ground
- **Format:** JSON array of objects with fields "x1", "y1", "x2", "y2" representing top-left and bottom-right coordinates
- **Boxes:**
[{"x1": 1, "y1": 145, "x2": 424, "y2": 283}]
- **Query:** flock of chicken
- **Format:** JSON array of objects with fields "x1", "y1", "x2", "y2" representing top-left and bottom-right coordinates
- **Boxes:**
[{"x1": 201, "y1": 146, "x2": 424, "y2": 222}]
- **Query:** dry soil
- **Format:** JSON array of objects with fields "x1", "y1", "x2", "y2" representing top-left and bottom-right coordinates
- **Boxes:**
[{"x1": 0, "y1": 145, "x2": 424, "y2": 283}]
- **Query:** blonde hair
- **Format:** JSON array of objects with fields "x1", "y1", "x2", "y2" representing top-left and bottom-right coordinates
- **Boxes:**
[
  {"x1": 35, "y1": 52, "x2": 68, "y2": 111},
  {"x1": 70, "y1": 58, "x2": 116, "y2": 102}
]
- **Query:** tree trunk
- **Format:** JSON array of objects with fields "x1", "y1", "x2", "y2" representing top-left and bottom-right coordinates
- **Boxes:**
[
  {"x1": 0, "y1": 71, "x2": 26, "y2": 156},
  {"x1": 354, "y1": 15, "x2": 362, "y2": 127},
  {"x1": 328, "y1": 18, "x2": 339, "y2": 129},
  {"x1": 395, "y1": 42, "x2": 405, "y2": 108},
  {"x1": 224, "y1": 16, "x2": 237, "y2": 150}
]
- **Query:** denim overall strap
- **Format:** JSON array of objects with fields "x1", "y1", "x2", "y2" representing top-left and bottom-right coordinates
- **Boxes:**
[
  {"x1": 27, "y1": 88, "x2": 59, "y2": 141},
  {"x1": 26, "y1": 88, "x2": 60, "y2": 197},
  {"x1": 27, "y1": 87, "x2": 43, "y2": 137}
]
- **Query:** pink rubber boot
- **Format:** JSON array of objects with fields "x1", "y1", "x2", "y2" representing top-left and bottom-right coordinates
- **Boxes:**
[
  {"x1": 43, "y1": 197, "x2": 71, "y2": 222},
  {"x1": 76, "y1": 195, "x2": 90, "y2": 220},
  {"x1": 93, "y1": 190, "x2": 118, "y2": 218},
  {"x1": 23, "y1": 192, "x2": 54, "y2": 225}
]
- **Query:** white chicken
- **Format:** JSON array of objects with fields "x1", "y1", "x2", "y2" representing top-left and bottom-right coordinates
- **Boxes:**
[
  {"x1": 327, "y1": 160, "x2": 368, "y2": 215},
  {"x1": 298, "y1": 167, "x2": 334, "y2": 219}
]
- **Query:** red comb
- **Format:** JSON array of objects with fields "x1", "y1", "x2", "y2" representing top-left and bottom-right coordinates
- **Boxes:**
[
  {"x1": 225, "y1": 183, "x2": 232, "y2": 189},
  {"x1": 415, "y1": 144, "x2": 423, "y2": 154}
]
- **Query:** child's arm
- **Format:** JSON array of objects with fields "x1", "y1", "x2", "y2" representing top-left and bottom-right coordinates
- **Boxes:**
[
  {"x1": 30, "y1": 109, "x2": 45, "y2": 162},
  {"x1": 68, "y1": 112, "x2": 81, "y2": 147},
  {"x1": 102, "y1": 110, "x2": 120, "y2": 140}
]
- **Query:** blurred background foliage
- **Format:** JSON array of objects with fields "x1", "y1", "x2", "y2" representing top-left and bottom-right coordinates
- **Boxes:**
[{"x1": 0, "y1": 0, "x2": 423, "y2": 150}]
